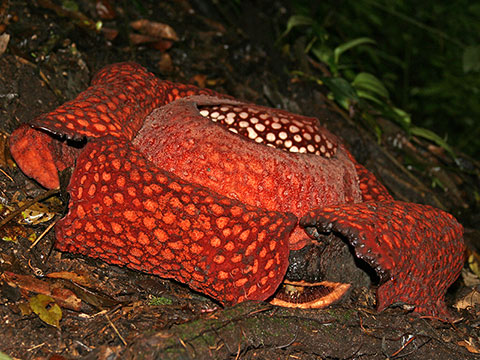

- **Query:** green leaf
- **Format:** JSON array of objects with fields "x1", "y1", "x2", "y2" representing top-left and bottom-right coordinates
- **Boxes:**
[
  {"x1": 355, "y1": 90, "x2": 383, "y2": 105},
  {"x1": 61, "y1": 0, "x2": 79, "y2": 12},
  {"x1": 280, "y1": 15, "x2": 314, "y2": 39},
  {"x1": 0, "y1": 351, "x2": 13, "y2": 360},
  {"x1": 391, "y1": 106, "x2": 411, "y2": 129},
  {"x1": 311, "y1": 44, "x2": 333, "y2": 64},
  {"x1": 323, "y1": 77, "x2": 359, "y2": 110},
  {"x1": 352, "y1": 72, "x2": 389, "y2": 99},
  {"x1": 410, "y1": 126, "x2": 456, "y2": 158},
  {"x1": 333, "y1": 37, "x2": 376, "y2": 65},
  {"x1": 463, "y1": 45, "x2": 480, "y2": 73},
  {"x1": 149, "y1": 296, "x2": 174, "y2": 306},
  {"x1": 29, "y1": 294, "x2": 62, "y2": 328},
  {"x1": 362, "y1": 112, "x2": 383, "y2": 143}
]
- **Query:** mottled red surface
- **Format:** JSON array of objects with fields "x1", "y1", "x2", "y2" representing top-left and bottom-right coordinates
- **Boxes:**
[
  {"x1": 9, "y1": 62, "x2": 465, "y2": 318},
  {"x1": 301, "y1": 201, "x2": 464, "y2": 318},
  {"x1": 133, "y1": 97, "x2": 362, "y2": 250},
  {"x1": 57, "y1": 137, "x2": 296, "y2": 304}
]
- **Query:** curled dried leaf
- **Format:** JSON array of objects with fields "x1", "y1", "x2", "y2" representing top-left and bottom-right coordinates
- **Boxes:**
[{"x1": 130, "y1": 19, "x2": 178, "y2": 41}]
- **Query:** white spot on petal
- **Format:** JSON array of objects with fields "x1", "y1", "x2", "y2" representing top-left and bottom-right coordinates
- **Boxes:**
[
  {"x1": 247, "y1": 127, "x2": 258, "y2": 139},
  {"x1": 266, "y1": 133, "x2": 276, "y2": 142},
  {"x1": 225, "y1": 113, "x2": 236, "y2": 125},
  {"x1": 289, "y1": 125, "x2": 300, "y2": 133},
  {"x1": 255, "y1": 123, "x2": 266, "y2": 132},
  {"x1": 292, "y1": 120, "x2": 304, "y2": 128},
  {"x1": 278, "y1": 131, "x2": 288, "y2": 140}
]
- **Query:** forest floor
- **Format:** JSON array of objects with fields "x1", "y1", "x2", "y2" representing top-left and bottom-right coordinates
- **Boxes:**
[{"x1": 0, "y1": 1, "x2": 479, "y2": 359}]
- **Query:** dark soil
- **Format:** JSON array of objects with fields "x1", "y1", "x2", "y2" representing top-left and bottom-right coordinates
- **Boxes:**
[{"x1": 1, "y1": 1, "x2": 480, "y2": 359}]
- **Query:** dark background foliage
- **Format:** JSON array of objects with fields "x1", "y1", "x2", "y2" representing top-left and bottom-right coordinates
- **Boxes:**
[{"x1": 281, "y1": 0, "x2": 480, "y2": 159}]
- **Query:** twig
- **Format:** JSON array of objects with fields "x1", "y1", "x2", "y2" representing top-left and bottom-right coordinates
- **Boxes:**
[
  {"x1": 234, "y1": 341, "x2": 241, "y2": 360},
  {"x1": 0, "y1": 188, "x2": 59, "y2": 229},
  {"x1": 105, "y1": 313, "x2": 127, "y2": 346},
  {"x1": 390, "y1": 334, "x2": 415, "y2": 357},
  {"x1": 0, "y1": 168, "x2": 13, "y2": 182},
  {"x1": 28, "y1": 217, "x2": 59, "y2": 251}
]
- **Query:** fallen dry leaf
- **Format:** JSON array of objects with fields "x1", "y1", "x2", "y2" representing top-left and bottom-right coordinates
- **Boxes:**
[
  {"x1": 3, "y1": 272, "x2": 82, "y2": 311},
  {"x1": 191, "y1": 74, "x2": 207, "y2": 88},
  {"x1": 457, "y1": 338, "x2": 480, "y2": 354},
  {"x1": 454, "y1": 288, "x2": 480, "y2": 310},
  {"x1": 0, "y1": 131, "x2": 15, "y2": 168},
  {"x1": 468, "y1": 253, "x2": 480, "y2": 278},
  {"x1": 46, "y1": 271, "x2": 93, "y2": 287},
  {"x1": 128, "y1": 33, "x2": 174, "y2": 52},
  {"x1": 0, "y1": 204, "x2": 36, "y2": 243},
  {"x1": 29, "y1": 294, "x2": 62, "y2": 328},
  {"x1": 0, "y1": 33, "x2": 9, "y2": 55},
  {"x1": 101, "y1": 27, "x2": 119, "y2": 41},
  {"x1": 157, "y1": 53, "x2": 173, "y2": 73},
  {"x1": 96, "y1": 0, "x2": 116, "y2": 20},
  {"x1": 130, "y1": 19, "x2": 179, "y2": 41}
]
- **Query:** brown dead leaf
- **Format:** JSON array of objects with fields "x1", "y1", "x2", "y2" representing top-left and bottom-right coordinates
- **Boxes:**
[
  {"x1": 3, "y1": 272, "x2": 82, "y2": 311},
  {"x1": 457, "y1": 338, "x2": 480, "y2": 354},
  {"x1": 0, "y1": 131, "x2": 15, "y2": 168},
  {"x1": 130, "y1": 19, "x2": 179, "y2": 41},
  {"x1": 101, "y1": 27, "x2": 119, "y2": 41},
  {"x1": 66, "y1": 281, "x2": 120, "y2": 309},
  {"x1": 157, "y1": 53, "x2": 173, "y2": 73},
  {"x1": 129, "y1": 33, "x2": 174, "y2": 51},
  {"x1": 0, "y1": 33, "x2": 9, "y2": 55},
  {"x1": 454, "y1": 289, "x2": 480, "y2": 310},
  {"x1": 0, "y1": 204, "x2": 35, "y2": 242},
  {"x1": 463, "y1": 267, "x2": 480, "y2": 287},
  {"x1": 96, "y1": 0, "x2": 116, "y2": 20},
  {"x1": 191, "y1": 74, "x2": 207, "y2": 88},
  {"x1": 46, "y1": 271, "x2": 94, "y2": 287},
  {"x1": 18, "y1": 302, "x2": 32, "y2": 316},
  {"x1": 6, "y1": 191, "x2": 62, "y2": 225}
]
